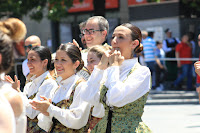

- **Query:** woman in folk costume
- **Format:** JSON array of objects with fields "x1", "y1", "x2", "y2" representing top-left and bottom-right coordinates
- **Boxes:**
[
  {"x1": 30, "y1": 43, "x2": 92, "y2": 133},
  {"x1": 86, "y1": 45, "x2": 112, "y2": 132},
  {"x1": 81, "y1": 23, "x2": 152, "y2": 133},
  {"x1": 6, "y1": 46, "x2": 58, "y2": 132},
  {"x1": 0, "y1": 17, "x2": 27, "y2": 133}
]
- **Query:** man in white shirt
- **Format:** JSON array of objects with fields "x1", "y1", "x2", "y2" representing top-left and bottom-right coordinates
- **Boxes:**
[
  {"x1": 81, "y1": 16, "x2": 109, "y2": 66},
  {"x1": 22, "y1": 35, "x2": 41, "y2": 78}
]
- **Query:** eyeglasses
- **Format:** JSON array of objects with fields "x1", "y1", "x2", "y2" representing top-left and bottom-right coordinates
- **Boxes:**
[
  {"x1": 82, "y1": 29, "x2": 104, "y2": 35},
  {"x1": 24, "y1": 44, "x2": 33, "y2": 49},
  {"x1": 198, "y1": 39, "x2": 200, "y2": 42}
]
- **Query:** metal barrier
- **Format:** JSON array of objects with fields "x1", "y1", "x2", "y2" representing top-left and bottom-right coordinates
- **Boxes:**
[{"x1": 144, "y1": 58, "x2": 199, "y2": 62}]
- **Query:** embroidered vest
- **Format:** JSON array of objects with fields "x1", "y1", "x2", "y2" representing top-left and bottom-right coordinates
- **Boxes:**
[
  {"x1": 165, "y1": 38, "x2": 178, "y2": 58},
  {"x1": 49, "y1": 78, "x2": 90, "y2": 133},
  {"x1": 77, "y1": 66, "x2": 91, "y2": 81},
  {"x1": 97, "y1": 62, "x2": 151, "y2": 133},
  {"x1": 27, "y1": 75, "x2": 54, "y2": 133}
]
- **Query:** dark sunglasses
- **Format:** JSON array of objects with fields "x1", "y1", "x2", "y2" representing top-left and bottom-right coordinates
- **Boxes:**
[{"x1": 24, "y1": 44, "x2": 33, "y2": 49}]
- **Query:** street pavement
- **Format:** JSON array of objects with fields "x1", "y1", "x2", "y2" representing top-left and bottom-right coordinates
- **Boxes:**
[{"x1": 142, "y1": 90, "x2": 200, "y2": 133}]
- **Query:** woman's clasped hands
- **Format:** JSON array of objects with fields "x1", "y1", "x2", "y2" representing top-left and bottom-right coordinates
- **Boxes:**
[{"x1": 97, "y1": 49, "x2": 124, "y2": 70}]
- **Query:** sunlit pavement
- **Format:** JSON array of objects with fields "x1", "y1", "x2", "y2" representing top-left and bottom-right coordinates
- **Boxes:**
[{"x1": 142, "y1": 90, "x2": 200, "y2": 133}]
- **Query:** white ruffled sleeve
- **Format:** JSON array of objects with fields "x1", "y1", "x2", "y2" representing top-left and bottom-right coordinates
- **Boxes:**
[
  {"x1": 91, "y1": 102, "x2": 105, "y2": 118},
  {"x1": 37, "y1": 113, "x2": 53, "y2": 132},
  {"x1": 104, "y1": 66, "x2": 151, "y2": 107},
  {"x1": 22, "y1": 79, "x2": 58, "y2": 119},
  {"x1": 41, "y1": 83, "x2": 91, "y2": 130},
  {"x1": 81, "y1": 66, "x2": 105, "y2": 106}
]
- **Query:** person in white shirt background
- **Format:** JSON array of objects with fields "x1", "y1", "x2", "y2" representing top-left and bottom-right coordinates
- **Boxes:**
[
  {"x1": 30, "y1": 43, "x2": 92, "y2": 133},
  {"x1": 154, "y1": 41, "x2": 167, "y2": 91},
  {"x1": 6, "y1": 46, "x2": 58, "y2": 132},
  {"x1": 81, "y1": 23, "x2": 152, "y2": 133},
  {"x1": 0, "y1": 17, "x2": 27, "y2": 133},
  {"x1": 22, "y1": 35, "x2": 41, "y2": 82}
]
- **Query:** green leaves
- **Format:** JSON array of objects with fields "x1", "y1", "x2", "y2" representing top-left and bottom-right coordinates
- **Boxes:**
[
  {"x1": 0, "y1": 0, "x2": 78, "y2": 21},
  {"x1": 181, "y1": 0, "x2": 200, "y2": 17},
  {"x1": 47, "y1": 0, "x2": 73, "y2": 21}
]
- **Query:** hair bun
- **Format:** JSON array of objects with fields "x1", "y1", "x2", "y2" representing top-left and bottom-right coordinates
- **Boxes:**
[
  {"x1": 134, "y1": 43, "x2": 143, "y2": 53},
  {"x1": 0, "y1": 18, "x2": 27, "y2": 42}
]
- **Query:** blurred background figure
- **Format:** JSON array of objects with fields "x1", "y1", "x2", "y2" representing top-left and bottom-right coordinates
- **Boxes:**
[
  {"x1": 139, "y1": 30, "x2": 148, "y2": 66},
  {"x1": 142, "y1": 30, "x2": 148, "y2": 40},
  {"x1": 187, "y1": 32, "x2": 197, "y2": 81},
  {"x1": 154, "y1": 41, "x2": 167, "y2": 91},
  {"x1": 174, "y1": 34, "x2": 193, "y2": 90},
  {"x1": 0, "y1": 17, "x2": 27, "y2": 133},
  {"x1": 142, "y1": 31, "x2": 156, "y2": 89},
  {"x1": 79, "y1": 21, "x2": 87, "y2": 49},
  {"x1": 14, "y1": 40, "x2": 26, "y2": 58},
  {"x1": 163, "y1": 28, "x2": 180, "y2": 81},
  {"x1": 195, "y1": 34, "x2": 200, "y2": 93}
]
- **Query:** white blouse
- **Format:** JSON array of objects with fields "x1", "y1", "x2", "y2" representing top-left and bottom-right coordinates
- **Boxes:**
[
  {"x1": 81, "y1": 58, "x2": 151, "y2": 107},
  {"x1": 21, "y1": 71, "x2": 58, "y2": 119},
  {"x1": 37, "y1": 75, "x2": 91, "y2": 132}
]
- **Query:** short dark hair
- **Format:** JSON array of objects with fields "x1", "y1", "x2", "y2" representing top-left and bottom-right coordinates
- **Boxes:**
[
  {"x1": 165, "y1": 28, "x2": 171, "y2": 33},
  {"x1": 148, "y1": 31, "x2": 154, "y2": 37},
  {"x1": 156, "y1": 41, "x2": 162, "y2": 46}
]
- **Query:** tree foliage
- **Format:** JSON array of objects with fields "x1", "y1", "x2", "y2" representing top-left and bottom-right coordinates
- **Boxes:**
[
  {"x1": 0, "y1": 0, "x2": 82, "y2": 22},
  {"x1": 180, "y1": 0, "x2": 200, "y2": 17}
]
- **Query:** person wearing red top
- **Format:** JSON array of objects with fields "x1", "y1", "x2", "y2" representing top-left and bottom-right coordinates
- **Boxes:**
[{"x1": 174, "y1": 34, "x2": 193, "y2": 90}]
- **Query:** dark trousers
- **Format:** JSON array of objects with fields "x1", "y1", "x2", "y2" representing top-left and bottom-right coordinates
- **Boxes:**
[
  {"x1": 174, "y1": 64, "x2": 193, "y2": 90},
  {"x1": 146, "y1": 61, "x2": 156, "y2": 88},
  {"x1": 155, "y1": 64, "x2": 167, "y2": 88}
]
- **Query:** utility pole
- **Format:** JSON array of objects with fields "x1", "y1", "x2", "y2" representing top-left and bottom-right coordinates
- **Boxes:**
[
  {"x1": 93, "y1": 0, "x2": 105, "y2": 17},
  {"x1": 119, "y1": 0, "x2": 129, "y2": 24}
]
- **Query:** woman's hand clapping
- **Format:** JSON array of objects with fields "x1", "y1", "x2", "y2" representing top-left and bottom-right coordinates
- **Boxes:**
[
  {"x1": 5, "y1": 75, "x2": 21, "y2": 92},
  {"x1": 29, "y1": 96, "x2": 51, "y2": 116}
]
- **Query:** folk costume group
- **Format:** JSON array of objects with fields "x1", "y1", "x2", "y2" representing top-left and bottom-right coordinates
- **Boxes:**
[{"x1": 0, "y1": 17, "x2": 152, "y2": 133}]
